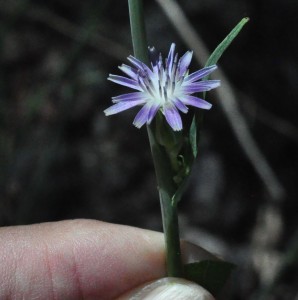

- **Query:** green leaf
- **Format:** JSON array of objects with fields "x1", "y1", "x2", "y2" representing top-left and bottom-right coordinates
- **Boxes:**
[
  {"x1": 184, "y1": 260, "x2": 236, "y2": 296},
  {"x1": 205, "y1": 17, "x2": 249, "y2": 69},
  {"x1": 190, "y1": 17, "x2": 249, "y2": 152},
  {"x1": 189, "y1": 110, "x2": 204, "y2": 159}
]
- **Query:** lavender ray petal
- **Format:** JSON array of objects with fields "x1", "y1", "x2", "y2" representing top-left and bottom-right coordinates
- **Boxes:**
[
  {"x1": 173, "y1": 97, "x2": 188, "y2": 113},
  {"x1": 119, "y1": 64, "x2": 138, "y2": 80},
  {"x1": 185, "y1": 65, "x2": 217, "y2": 83},
  {"x1": 178, "y1": 51, "x2": 193, "y2": 77},
  {"x1": 127, "y1": 55, "x2": 143, "y2": 69},
  {"x1": 164, "y1": 104, "x2": 183, "y2": 131},
  {"x1": 127, "y1": 56, "x2": 154, "y2": 77},
  {"x1": 181, "y1": 95, "x2": 212, "y2": 110},
  {"x1": 182, "y1": 80, "x2": 220, "y2": 93},
  {"x1": 133, "y1": 104, "x2": 152, "y2": 128},
  {"x1": 112, "y1": 92, "x2": 146, "y2": 103},
  {"x1": 147, "y1": 104, "x2": 160, "y2": 124},
  {"x1": 108, "y1": 74, "x2": 143, "y2": 91},
  {"x1": 167, "y1": 43, "x2": 176, "y2": 75},
  {"x1": 151, "y1": 65, "x2": 161, "y2": 81},
  {"x1": 104, "y1": 99, "x2": 145, "y2": 116}
]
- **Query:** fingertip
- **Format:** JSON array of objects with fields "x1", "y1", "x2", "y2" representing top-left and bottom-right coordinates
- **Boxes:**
[{"x1": 116, "y1": 277, "x2": 215, "y2": 300}]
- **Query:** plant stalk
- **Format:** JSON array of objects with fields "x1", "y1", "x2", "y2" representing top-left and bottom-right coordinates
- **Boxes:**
[
  {"x1": 159, "y1": 189, "x2": 183, "y2": 277},
  {"x1": 128, "y1": 0, "x2": 149, "y2": 65},
  {"x1": 128, "y1": 0, "x2": 183, "y2": 277}
]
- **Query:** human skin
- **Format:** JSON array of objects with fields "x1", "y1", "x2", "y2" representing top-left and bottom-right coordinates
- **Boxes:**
[{"x1": 0, "y1": 219, "x2": 166, "y2": 300}]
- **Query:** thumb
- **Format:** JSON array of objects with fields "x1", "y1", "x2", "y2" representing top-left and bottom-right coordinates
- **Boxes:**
[
  {"x1": 117, "y1": 240, "x2": 219, "y2": 300},
  {"x1": 117, "y1": 277, "x2": 215, "y2": 300}
]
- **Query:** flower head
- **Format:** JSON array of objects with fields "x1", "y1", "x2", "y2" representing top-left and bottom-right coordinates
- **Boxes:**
[{"x1": 104, "y1": 43, "x2": 220, "y2": 131}]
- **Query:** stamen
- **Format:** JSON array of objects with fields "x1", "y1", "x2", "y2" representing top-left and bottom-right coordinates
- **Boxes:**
[
  {"x1": 171, "y1": 53, "x2": 178, "y2": 79},
  {"x1": 142, "y1": 69, "x2": 151, "y2": 86},
  {"x1": 137, "y1": 70, "x2": 156, "y2": 97},
  {"x1": 165, "y1": 58, "x2": 169, "y2": 76},
  {"x1": 137, "y1": 71, "x2": 147, "y2": 91},
  {"x1": 148, "y1": 46, "x2": 159, "y2": 66},
  {"x1": 158, "y1": 80, "x2": 163, "y2": 97},
  {"x1": 158, "y1": 64, "x2": 164, "y2": 84},
  {"x1": 165, "y1": 74, "x2": 170, "y2": 91},
  {"x1": 175, "y1": 60, "x2": 181, "y2": 82},
  {"x1": 146, "y1": 80, "x2": 156, "y2": 97},
  {"x1": 171, "y1": 79, "x2": 176, "y2": 93},
  {"x1": 159, "y1": 53, "x2": 163, "y2": 69},
  {"x1": 163, "y1": 87, "x2": 168, "y2": 102}
]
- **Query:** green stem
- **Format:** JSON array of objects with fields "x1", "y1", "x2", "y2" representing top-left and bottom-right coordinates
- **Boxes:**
[
  {"x1": 159, "y1": 190, "x2": 183, "y2": 277},
  {"x1": 128, "y1": 0, "x2": 182, "y2": 277},
  {"x1": 128, "y1": 0, "x2": 149, "y2": 64},
  {"x1": 147, "y1": 123, "x2": 183, "y2": 277}
]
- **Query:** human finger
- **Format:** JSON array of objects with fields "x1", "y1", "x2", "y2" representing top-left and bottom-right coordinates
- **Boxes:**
[{"x1": 0, "y1": 219, "x2": 165, "y2": 300}]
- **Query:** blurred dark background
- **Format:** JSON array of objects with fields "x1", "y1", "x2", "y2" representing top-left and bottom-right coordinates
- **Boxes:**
[{"x1": 0, "y1": 0, "x2": 297, "y2": 299}]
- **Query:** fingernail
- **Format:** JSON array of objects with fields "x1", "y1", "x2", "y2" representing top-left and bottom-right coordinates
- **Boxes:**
[{"x1": 117, "y1": 277, "x2": 215, "y2": 300}]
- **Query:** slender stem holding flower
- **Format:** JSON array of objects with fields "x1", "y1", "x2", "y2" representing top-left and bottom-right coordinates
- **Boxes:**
[
  {"x1": 147, "y1": 121, "x2": 183, "y2": 277},
  {"x1": 158, "y1": 187, "x2": 183, "y2": 278},
  {"x1": 128, "y1": 0, "x2": 183, "y2": 277}
]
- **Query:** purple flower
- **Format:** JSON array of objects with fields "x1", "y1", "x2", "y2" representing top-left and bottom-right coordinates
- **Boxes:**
[{"x1": 104, "y1": 43, "x2": 220, "y2": 131}]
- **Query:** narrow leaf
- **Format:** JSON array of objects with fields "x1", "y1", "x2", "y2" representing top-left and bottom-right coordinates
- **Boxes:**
[
  {"x1": 184, "y1": 260, "x2": 236, "y2": 296},
  {"x1": 205, "y1": 17, "x2": 249, "y2": 69},
  {"x1": 191, "y1": 17, "x2": 249, "y2": 152}
]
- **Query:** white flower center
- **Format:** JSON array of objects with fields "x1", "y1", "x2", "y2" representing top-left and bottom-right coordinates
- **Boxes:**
[{"x1": 138, "y1": 53, "x2": 184, "y2": 107}]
